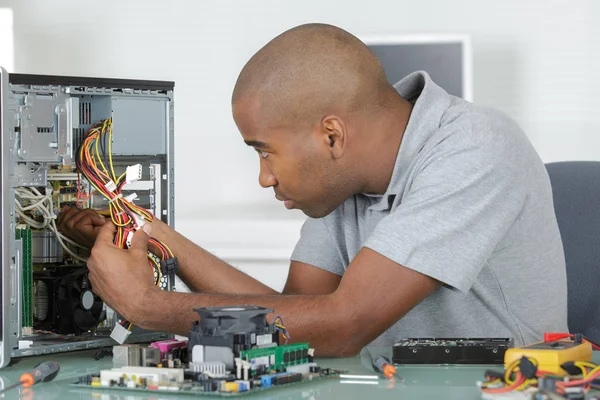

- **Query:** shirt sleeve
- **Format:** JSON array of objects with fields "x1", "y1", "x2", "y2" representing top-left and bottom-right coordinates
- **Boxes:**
[
  {"x1": 290, "y1": 217, "x2": 345, "y2": 276},
  {"x1": 364, "y1": 135, "x2": 527, "y2": 293}
]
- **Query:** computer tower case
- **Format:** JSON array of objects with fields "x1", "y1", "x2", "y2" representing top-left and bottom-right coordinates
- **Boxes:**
[{"x1": 0, "y1": 66, "x2": 176, "y2": 368}]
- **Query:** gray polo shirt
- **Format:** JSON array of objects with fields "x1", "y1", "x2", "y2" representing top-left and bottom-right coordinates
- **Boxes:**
[{"x1": 291, "y1": 71, "x2": 568, "y2": 347}]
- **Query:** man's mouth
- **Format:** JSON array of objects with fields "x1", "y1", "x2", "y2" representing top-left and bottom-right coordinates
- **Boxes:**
[{"x1": 275, "y1": 193, "x2": 295, "y2": 209}]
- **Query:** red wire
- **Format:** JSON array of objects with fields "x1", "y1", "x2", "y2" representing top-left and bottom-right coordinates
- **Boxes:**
[
  {"x1": 557, "y1": 369, "x2": 600, "y2": 387},
  {"x1": 481, "y1": 373, "x2": 525, "y2": 394},
  {"x1": 587, "y1": 340, "x2": 600, "y2": 351},
  {"x1": 544, "y1": 332, "x2": 600, "y2": 351}
]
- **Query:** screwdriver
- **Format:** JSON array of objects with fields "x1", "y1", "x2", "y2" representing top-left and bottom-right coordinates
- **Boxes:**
[
  {"x1": 372, "y1": 355, "x2": 404, "y2": 382},
  {"x1": 0, "y1": 361, "x2": 60, "y2": 394}
]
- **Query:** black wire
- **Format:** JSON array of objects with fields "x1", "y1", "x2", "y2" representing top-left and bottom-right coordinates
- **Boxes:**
[{"x1": 100, "y1": 122, "x2": 107, "y2": 160}]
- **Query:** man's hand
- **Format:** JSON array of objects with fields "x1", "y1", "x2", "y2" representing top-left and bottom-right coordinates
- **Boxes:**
[
  {"x1": 56, "y1": 206, "x2": 106, "y2": 248},
  {"x1": 86, "y1": 220, "x2": 158, "y2": 323}
]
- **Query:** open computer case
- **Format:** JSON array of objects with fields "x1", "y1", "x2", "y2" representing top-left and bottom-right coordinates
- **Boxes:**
[{"x1": 0, "y1": 66, "x2": 176, "y2": 368}]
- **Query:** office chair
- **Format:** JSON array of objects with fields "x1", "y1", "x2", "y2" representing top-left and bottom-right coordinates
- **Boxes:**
[{"x1": 546, "y1": 161, "x2": 600, "y2": 344}]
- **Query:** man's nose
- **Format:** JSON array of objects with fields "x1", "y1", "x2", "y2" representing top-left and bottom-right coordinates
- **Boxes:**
[{"x1": 258, "y1": 159, "x2": 277, "y2": 188}]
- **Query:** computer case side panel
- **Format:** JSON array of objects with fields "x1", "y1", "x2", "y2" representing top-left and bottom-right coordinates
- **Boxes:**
[{"x1": 1, "y1": 66, "x2": 18, "y2": 368}]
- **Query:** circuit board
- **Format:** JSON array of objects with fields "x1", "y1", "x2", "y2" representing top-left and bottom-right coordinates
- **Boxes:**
[
  {"x1": 68, "y1": 307, "x2": 344, "y2": 397},
  {"x1": 70, "y1": 367, "x2": 344, "y2": 397}
]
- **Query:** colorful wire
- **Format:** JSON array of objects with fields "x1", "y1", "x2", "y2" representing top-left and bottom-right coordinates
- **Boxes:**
[{"x1": 76, "y1": 118, "x2": 175, "y2": 330}]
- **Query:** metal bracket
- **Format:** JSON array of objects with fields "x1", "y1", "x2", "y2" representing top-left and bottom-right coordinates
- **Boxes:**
[
  {"x1": 17, "y1": 94, "x2": 77, "y2": 165},
  {"x1": 11, "y1": 164, "x2": 48, "y2": 187},
  {"x1": 55, "y1": 96, "x2": 78, "y2": 166}
]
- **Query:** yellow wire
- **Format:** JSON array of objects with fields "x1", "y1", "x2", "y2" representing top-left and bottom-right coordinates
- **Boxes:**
[
  {"x1": 163, "y1": 243, "x2": 174, "y2": 258},
  {"x1": 575, "y1": 361, "x2": 597, "y2": 375},
  {"x1": 109, "y1": 203, "x2": 131, "y2": 227},
  {"x1": 94, "y1": 130, "x2": 111, "y2": 181},
  {"x1": 574, "y1": 361, "x2": 590, "y2": 378},
  {"x1": 504, "y1": 359, "x2": 521, "y2": 384},
  {"x1": 584, "y1": 364, "x2": 600, "y2": 379},
  {"x1": 107, "y1": 120, "x2": 118, "y2": 183},
  {"x1": 481, "y1": 378, "x2": 502, "y2": 388},
  {"x1": 117, "y1": 171, "x2": 126, "y2": 185},
  {"x1": 149, "y1": 256, "x2": 162, "y2": 286},
  {"x1": 501, "y1": 357, "x2": 540, "y2": 391}
]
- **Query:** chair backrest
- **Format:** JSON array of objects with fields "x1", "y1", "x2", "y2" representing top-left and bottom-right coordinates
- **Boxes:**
[{"x1": 546, "y1": 161, "x2": 600, "y2": 343}]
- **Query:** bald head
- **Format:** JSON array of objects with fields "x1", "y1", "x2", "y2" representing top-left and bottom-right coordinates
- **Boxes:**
[{"x1": 232, "y1": 23, "x2": 392, "y2": 129}]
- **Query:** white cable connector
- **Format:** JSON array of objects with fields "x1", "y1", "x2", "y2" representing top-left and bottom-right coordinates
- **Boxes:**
[
  {"x1": 132, "y1": 213, "x2": 145, "y2": 230},
  {"x1": 105, "y1": 180, "x2": 117, "y2": 193},
  {"x1": 126, "y1": 164, "x2": 143, "y2": 184},
  {"x1": 126, "y1": 231, "x2": 134, "y2": 248},
  {"x1": 123, "y1": 192, "x2": 138, "y2": 203},
  {"x1": 110, "y1": 323, "x2": 131, "y2": 345}
]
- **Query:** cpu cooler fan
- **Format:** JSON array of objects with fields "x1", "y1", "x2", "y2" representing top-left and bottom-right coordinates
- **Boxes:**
[
  {"x1": 188, "y1": 306, "x2": 279, "y2": 369},
  {"x1": 54, "y1": 269, "x2": 104, "y2": 334}
]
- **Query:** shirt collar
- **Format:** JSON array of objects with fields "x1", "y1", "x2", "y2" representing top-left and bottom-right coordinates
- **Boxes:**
[{"x1": 367, "y1": 71, "x2": 451, "y2": 212}]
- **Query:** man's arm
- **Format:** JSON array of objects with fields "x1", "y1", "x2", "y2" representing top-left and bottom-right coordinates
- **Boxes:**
[
  {"x1": 149, "y1": 218, "x2": 278, "y2": 295},
  {"x1": 57, "y1": 207, "x2": 282, "y2": 295},
  {"x1": 282, "y1": 262, "x2": 342, "y2": 294},
  {"x1": 58, "y1": 207, "x2": 339, "y2": 296},
  {"x1": 87, "y1": 222, "x2": 440, "y2": 357},
  {"x1": 151, "y1": 220, "x2": 342, "y2": 295}
]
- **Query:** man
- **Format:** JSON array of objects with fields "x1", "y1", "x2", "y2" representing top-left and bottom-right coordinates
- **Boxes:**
[{"x1": 57, "y1": 23, "x2": 568, "y2": 357}]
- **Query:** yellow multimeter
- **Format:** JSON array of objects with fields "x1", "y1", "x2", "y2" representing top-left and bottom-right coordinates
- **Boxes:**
[{"x1": 504, "y1": 339, "x2": 593, "y2": 376}]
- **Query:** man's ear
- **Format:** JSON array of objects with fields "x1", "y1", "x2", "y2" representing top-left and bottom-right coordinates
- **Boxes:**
[{"x1": 321, "y1": 115, "x2": 347, "y2": 159}]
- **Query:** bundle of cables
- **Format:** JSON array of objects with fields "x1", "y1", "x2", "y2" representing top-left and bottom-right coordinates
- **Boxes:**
[
  {"x1": 480, "y1": 356, "x2": 600, "y2": 397},
  {"x1": 75, "y1": 118, "x2": 178, "y2": 332},
  {"x1": 15, "y1": 185, "x2": 88, "y2": 262}
]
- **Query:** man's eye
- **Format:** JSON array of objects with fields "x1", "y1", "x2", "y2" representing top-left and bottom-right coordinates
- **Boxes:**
[{"x1": 259, "y1": 151, "x2": 269, "y2": 159}]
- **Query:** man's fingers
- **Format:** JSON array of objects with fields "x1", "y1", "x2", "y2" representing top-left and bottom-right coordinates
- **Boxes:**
[
  {"x1": 95, "y1": 221, "x2": 117, "y2": 244},
  {"x1": 96, "y1": 208, "x2": 111, "y2": 217},
  {"x1": 56, "y1": 206, "x2": 79, "y2": 229},
  {"x1": 130, "y1": 223, "x2": 152, "y2": 252},
  {"x1": 56, "y1": 205, "x2": 70, "y2": 226},
  {"x1": 89, "y1": 213, "x2": 106, "y2": 225},
  {"x1": 64, "y1": 209, "x2": 93, "y2": 229},
  {"x1": 70, "y1": 209, "x2": 106, "y2": 232}
]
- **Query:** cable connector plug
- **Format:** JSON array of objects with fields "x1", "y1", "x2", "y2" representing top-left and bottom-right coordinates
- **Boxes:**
[
  {"x1": 519, "y1": 356, "x2": 537, "y2": 379},
  {"x1": 125, "y1": 231, "x2": 134, "y2": 248},
  {"x1": 123, "y1": 192, "x2": 138, "y2": 203},
  {"x1": 544, "y1": 332, "x2": 572, "y2": 342},
  {"x1": 110, "y1": 323, "x2": 131, "y2": 345},
  {"x1": 104, "y1": 180, "x2": 117, "y2": 193},
  {"x1": 132, "y1": 213, "x2": 145, "y2": 230},
  {"x1": 484, "y1": 369, "x2": 505, "y2": 382},
  {"x1": 160, "y1": 257, "x2": 179, "y2": 276},
  {"x1": 560, "y1": 361, "x2": 583, "y2": 376},
  {"x1": 126, "y1": 164, "x2": 142, "y2": 184}
]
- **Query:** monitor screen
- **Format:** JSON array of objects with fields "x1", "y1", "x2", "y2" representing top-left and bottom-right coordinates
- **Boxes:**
[{"x1": 362, "y1": 35, "x2": 472, "y2": 101}]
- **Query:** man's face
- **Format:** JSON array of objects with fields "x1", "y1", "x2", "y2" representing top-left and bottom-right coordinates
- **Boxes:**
[{"x1": 233, "y1": 99, "x2": 350, "y2": 218}]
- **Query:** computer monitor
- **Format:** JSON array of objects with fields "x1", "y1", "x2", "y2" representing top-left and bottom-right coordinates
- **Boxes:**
[{"x1": 360, "y1": 34, "x2": 473, "y2": 102}]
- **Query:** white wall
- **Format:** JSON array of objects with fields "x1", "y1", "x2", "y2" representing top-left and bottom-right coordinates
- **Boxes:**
[
  {"x1": 1, "y1": 0, "x2": 599, "y2": 289},
  {"x1": 0, "y1": 8, "x2": 13, "y2": 71}
]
